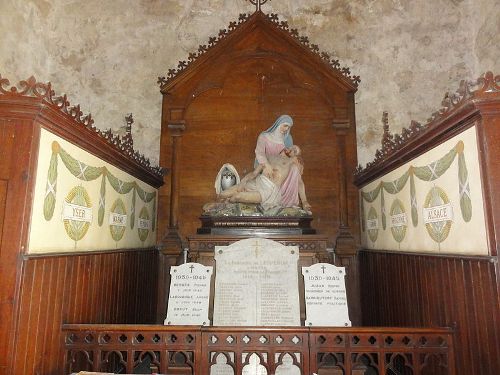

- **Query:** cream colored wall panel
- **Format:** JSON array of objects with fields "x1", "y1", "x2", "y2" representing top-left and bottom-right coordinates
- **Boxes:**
[
  {"x1": 28, "y1": 129, "x2": 158, "y2": 253},
  {"x1": 359, "y1": 125, "x2": 488, "y2": 255}
]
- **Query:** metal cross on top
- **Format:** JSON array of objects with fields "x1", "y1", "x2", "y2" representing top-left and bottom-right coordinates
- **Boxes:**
[{"x1": 248, "y1": 0, "x2": 270, "y2": 12}]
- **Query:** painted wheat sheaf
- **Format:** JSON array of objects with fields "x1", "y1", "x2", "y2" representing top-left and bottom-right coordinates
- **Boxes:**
[
  {"x1": 390, "y1": 198, "x2": 407, "y2": 244},
  {"x1": 63, "y1": 185, "x2": 92, "y2": 242},
  {"x1": 109, "y1": 198, "x2": 126, "y2": 242},
  {"x1": 367, "y1": 206, "x2": 379, "y2": 243},
  {"x1": 424, "y1": 186, "x2": 452, "y2": 243},
  {"x1": 138, "y1": 206, "x2": 151, "y2": 242}
]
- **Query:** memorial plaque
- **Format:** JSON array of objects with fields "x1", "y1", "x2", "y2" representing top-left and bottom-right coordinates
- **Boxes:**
[
  {"x1": 275, "y1": 353, "x2": 301, "y2": 375},
  {"x1": 164, "y1": 262, "x2": 213, "y2": 326},
  {"x1": 242, "y1": 353, "x2": 268, "y2": 375},
  {"x1": 210, "y1": 352, "x2": 235, "y2": 375},
  {"x1": 213, "y1": 238, "x2": 300, "y2": 326},
  {"x1": 302, "y1": 263, "x2": 351, "y2": 327}
]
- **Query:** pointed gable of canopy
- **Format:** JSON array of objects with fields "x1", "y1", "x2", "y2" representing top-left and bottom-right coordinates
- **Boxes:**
[{"x1": 157, "y1": 11, "x2": 360, "y2": 94}]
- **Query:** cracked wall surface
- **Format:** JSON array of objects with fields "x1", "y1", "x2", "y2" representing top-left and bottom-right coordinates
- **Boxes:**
[{"x1": 1, "y1": 0, "x2": 498, "y2": 166}]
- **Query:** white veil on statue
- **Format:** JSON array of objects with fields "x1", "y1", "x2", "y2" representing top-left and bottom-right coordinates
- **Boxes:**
[{"x1": 214, "y1": 163, "x2": 240, "y2": 195}]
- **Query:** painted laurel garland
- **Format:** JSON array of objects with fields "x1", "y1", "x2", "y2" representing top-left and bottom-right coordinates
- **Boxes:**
[
  {"x1": 43, "y1": 141, "x2": 157, "y2": 237},
  {"x1": 63, "y1": 186, "x2": 92, "y2": 242},
  {"x1": 390, "y1": 199, "x2": 407, "y2": 243},
  {"x1": 424, "y1": 186, "x2": 452, "y2": 243},
  {"x1": 360, "y1": 196, "x2": 366, "y2": 232},
  {"x1": 361, "y1": 140, "x2": 471, "y2": 243},
  {"x1": 367, "y1": 207, "x2": 379, "y2": 243},
  {"x1": 109, "y1": 198, "x2": 127, "y2": 242},
  {"x1": 457, "y1": 150, "x2": 472, "y2": 222},
  {"x1": 138, "y1": 206, "x2": 151, "y2": 242},
  {"x1": 381, "y1": 188, "x2": 387, "y2": 230},
  {"x1": 410, "y1": 172, "x2": 418, "y2": 226},
  {"x1": 98, "y1": 173, "x2": 106, "y2": 226},
  {"x1": 130, "y1": 189, "x2": 136, "y2": 230},
  {"x1": 43, "y1": 145, "x2": 59, "y2": 220}
]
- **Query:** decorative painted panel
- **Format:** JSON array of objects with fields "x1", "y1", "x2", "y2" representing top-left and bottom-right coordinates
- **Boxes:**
[
  {"x1": 359, "y1": 125, "x2": 487, "y2": 255},
  {"x1": 28, "y1": 129, "x2": 158, "y2": 253}
]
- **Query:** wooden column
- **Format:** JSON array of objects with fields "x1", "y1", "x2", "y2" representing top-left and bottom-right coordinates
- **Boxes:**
[
  {"x1": 332, "y1": 120, "x2": 361, "y2": 325},
  {"x1": 161, "y1": 122, "x2": 185, "y2": 249},
  {"x1": 332, "y1": 121, "x2": 357, "y2": 253},
  {"x1": 157, "y1": 122, "x2": 186, "y2": 322}
]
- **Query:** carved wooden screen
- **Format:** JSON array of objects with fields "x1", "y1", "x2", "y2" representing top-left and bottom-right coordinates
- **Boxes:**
[{"x1": 158, "y1": 11, "x2": 360, "y2": 250}]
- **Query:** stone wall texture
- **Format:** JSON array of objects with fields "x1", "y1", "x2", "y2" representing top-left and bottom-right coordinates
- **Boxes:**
[{"x1": 1, "y1": 0, "x2": 498, "y2": 166}]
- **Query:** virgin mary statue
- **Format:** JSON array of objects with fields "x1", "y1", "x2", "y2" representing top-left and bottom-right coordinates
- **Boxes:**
[{"x1": 254, "y1": 114, "x2": 303, "y2": 208}]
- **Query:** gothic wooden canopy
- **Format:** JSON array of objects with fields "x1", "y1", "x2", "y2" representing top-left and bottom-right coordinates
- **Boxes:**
[
  {"x1": 158, "y1": 11, "x2": 360, "y2": 97},
  {"x1": 157, "y1": 8, "x2": 361, "y2": 251}
]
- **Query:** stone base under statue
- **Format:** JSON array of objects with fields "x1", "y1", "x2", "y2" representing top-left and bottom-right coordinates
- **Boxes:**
[
  {"x1": 197, "y1": 215, "x2": 316, "y2": 235},
  {"x1": 199, "y1": 202, "x2": 315, "y2": 235}
]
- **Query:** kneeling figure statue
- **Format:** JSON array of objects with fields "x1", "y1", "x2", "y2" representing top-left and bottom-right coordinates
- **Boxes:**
[{"x1": 219, "y1": 145, "x2": 311, "y2": 213}]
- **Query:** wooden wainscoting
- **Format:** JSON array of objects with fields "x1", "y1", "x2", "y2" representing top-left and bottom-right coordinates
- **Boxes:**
[
  {"x1": 359, "y1": 250, "x2": 500, "y2": 375},
  {"x1": 10, "y1": 248, "x2": 158, "y2": 375}
]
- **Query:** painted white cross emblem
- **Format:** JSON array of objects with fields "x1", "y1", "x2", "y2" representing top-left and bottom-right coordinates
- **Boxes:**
[
  {"x1": 76, "y1": 160, "x2": 88, "y2": 180},
  {"x1": 427, "y1": 161, "x2": 440, "y2": 181},
  {"x1": 459, "y1": 176, "x2": 471, "y2": 200},
  {"x1": 45, "y1": 180, "x2": 56, "y2": 198}
]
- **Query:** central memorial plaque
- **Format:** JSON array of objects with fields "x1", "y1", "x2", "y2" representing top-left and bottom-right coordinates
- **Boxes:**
[{"x1": 213, "y1": 238, "x2": 300, "y2": 326}]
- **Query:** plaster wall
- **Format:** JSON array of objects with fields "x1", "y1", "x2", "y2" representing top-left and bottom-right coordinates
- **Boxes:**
[{"x1": 1, "y1": 0, "x2": 498, "y2": 166}]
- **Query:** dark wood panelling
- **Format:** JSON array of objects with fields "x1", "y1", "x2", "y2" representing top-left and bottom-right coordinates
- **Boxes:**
[
  {"x1": 1, "y1": 86, "x2": 164, "y2": 375},
  {"x1": 476, "y1": 106, "x2": 500, "y2": 256},
  {"x1": 11, "y1": 249, "x2": 158, "y2": 375},
  {"x1": 159, "y1": 12, "x2": 359, "y2": 250},
  {"x1": 0, "y1": 118, "x2": 36, "y2": 374},
  {"x1": 0, "y1": 180, "x2": 6, "y2": 252},
  {"x1": 359, "y1": 250, "x2": 500, "y2": 375}
]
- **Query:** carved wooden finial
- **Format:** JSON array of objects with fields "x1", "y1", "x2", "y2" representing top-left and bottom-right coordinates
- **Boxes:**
[
  {"x1": 380, "y1": 111, "x2": 394, "y2": 156},
  {"x1": 122, "y1": 113, "x2": 134, "y2": 151},
  {"x1": 248, "y1": 0, "x2": 270, "y2": 12}
]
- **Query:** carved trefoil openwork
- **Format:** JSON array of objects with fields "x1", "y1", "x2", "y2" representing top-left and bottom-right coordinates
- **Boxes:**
[
  {"x1": 157, "y1": 10, "x2": 360, "y2": 92},
  {"x1": 0, "y1": 74, "x2": 164, "y2": 177},
  {"x1": 355, "y1": 71, "x2": 500, "y2": 178}
]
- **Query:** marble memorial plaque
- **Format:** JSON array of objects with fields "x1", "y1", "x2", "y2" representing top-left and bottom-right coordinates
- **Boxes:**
[
  {"x1": 242, "y1": 353, "x2": 268, "y2": 375},
  {"x1": 210, "y1": 352, "x2": 235, "y2": 375},
  {"x1": 213, "y1": 238, "x2": 300, "y2": 326},
  {"x1": 302, "y1": 263, "x2": 351, "y2": 327},
  {"x1": 275, "y1": 353, "x2": 301, "y2": 375},
  {"x1": 164, "y1": 262, "x2": 213, "y2": 326}
]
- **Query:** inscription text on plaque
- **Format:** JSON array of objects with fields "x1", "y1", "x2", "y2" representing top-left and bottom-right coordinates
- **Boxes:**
[
  {"x1": 302, "y1": 263, "x2": 351, "y2": 327},
  {"x1": 213, "y1": 238, "x2": 300, "y2": 326},
  {"x1": 165, "y1": 262, "x2": 213, "y2": 326}
]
